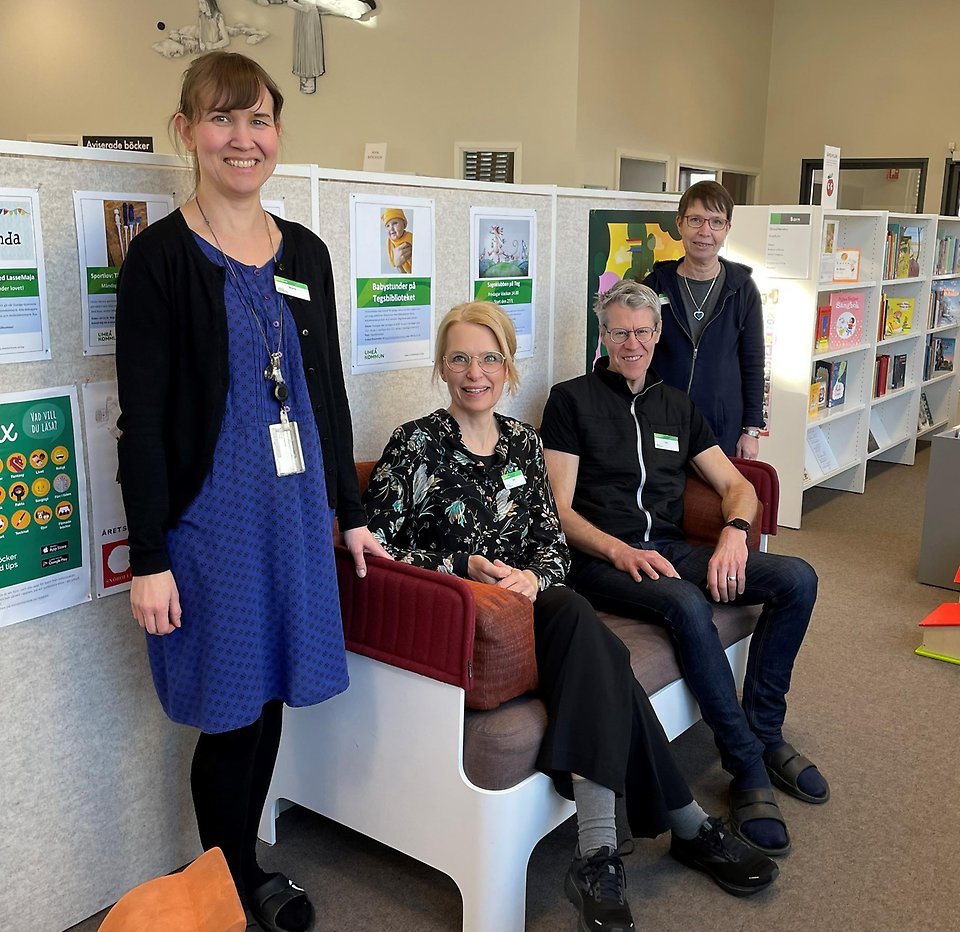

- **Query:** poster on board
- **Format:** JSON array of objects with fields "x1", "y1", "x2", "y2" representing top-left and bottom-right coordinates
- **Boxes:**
[
  {"x1": 81, "y1": 380, "x2": 131, "y2": 598},
  {"x1": 350, "y1": 193, "x2": 435, "y2": 373},
  {"x1": 0, "y1": 187, "x2": 50, "y2": 364},
  {"x1": 470, "y1": 207, "x2": 535, "y2": 358},
  {"x1": 0, "y1": 385, "x2": 91, "y2": 627},
  {"x1": 586, "y1": 209, "x2": 683, "y2": 371},
  {"x1": 73, "y1": 191, "x2": 174, "y2": 355}
]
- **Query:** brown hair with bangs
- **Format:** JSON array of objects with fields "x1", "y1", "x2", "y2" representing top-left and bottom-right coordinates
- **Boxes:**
[{"x1": 170, "y1": 51, "x2": 284, "y2": 188}]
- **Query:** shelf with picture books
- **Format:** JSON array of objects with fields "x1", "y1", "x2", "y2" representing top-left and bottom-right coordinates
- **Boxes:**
[
  {"x1": 923, "y1": 218, "x2": 960, "y2": 436},
  {"x1": 722, "y1": 206, "x2": 960, "y2": 526}
]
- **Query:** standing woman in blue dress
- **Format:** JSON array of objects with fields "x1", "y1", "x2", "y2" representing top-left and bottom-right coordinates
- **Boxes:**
[{"x1": 115, "y1": 51, "x2": 387, "y2": 932}]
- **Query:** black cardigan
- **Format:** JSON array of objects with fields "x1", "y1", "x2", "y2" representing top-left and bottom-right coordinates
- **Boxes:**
[{"x1": 115, "y1": 209, "x2": 364, "y2": 576}]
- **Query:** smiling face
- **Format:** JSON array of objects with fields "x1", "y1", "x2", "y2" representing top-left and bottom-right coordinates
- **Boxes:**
[
  {"x1": 385, "y1": 217, "x2": 407, "y2": 240},
  {"x1": 175, "y1": 86, "x2": 280, "y2": 201},
  {"x1": 677, "y1": 198, "x2": 730, "y2": 266},
  {"x1": 602, "y1": 302, "x2": 661, "y2": 392},
  {"x1": 441, "y1": 321, "x2": 507, "y2": 421}
]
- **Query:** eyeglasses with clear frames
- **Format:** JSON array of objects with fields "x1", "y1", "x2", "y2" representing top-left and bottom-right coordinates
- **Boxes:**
[
  {"x1": 683, "y1": 215, "x2": 729, "y2": 231},
  {"x1": 443, "y1": 351, "x2": 507, "y2": 373},
  {"x1": 604, "y1": 326, "x2": 660, "y2": 344}
]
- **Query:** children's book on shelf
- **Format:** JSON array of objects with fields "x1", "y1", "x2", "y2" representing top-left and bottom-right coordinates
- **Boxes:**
[
  {"x1": 833, "y1": 248, "x2": 861, "y2": 283},
  {"x1": 808, "y1": 382, "x2": 820, "y2": 417},
  {"x1": 815, "y1": 305, "x2": 831, "y2": 351},
  {"x1": 934, "y1": 234, "x2": 960, "y2": 276},
  {"x1": 929, "y1": 283, "x2": 960, "y2": 328},
  {"x1": 885, "y1": 223, "x2": 922, "y2": 279},
  {"x1": 890, "y1": 353, "x2": 907, "y2": 390},
  {"x1": 918, "y1": 391, "x2": 933, "y2": 429},
  {"x1": 874, "y1": 354, "x2": 890, "y2": 397},
  {"x1": 934, "y1": 336, "x2": 956, "y2": 372},
  {"x1": 817, "y1": 358, "x2": 847, "y2": 407},
  {"x1": 813, "y1": 362, "x2": 830, "y2": 410},
  {"x1": 828, "y1": 291, "x2": 864, "y2": 350},
  {"x1": 883, "y1": 296, "x2": 914, "y2": 336}
]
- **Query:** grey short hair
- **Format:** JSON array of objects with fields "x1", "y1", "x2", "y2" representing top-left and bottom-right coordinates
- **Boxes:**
[{"x1": 593, "y1": 279, "x2": 662, "y2": 328}]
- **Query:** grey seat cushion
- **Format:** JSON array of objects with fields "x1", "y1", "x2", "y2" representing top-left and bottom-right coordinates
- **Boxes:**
[{"x1": 462, "y1": 604, "x2": 759, "y2": 791}]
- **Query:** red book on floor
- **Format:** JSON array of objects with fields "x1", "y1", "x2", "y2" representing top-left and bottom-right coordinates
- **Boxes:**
[{"x1": 916, "y1": 571, "x2": 960, "y2": 664}]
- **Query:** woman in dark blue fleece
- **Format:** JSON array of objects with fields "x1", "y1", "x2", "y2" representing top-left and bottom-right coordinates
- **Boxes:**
[{"x1": 643, "y1": 180, "x2": 765, "y2": 458}]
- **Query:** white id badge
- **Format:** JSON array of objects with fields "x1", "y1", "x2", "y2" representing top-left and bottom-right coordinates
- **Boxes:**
[
  {"x1": 269, "y1": 415, "x2": 306, "y2": 476},
  {"x1": 653, "y1": 432, "x2": 680, "y2": 452},
  {"x1": 274, "y1": 275, "x2": 311, "y2": 301}
]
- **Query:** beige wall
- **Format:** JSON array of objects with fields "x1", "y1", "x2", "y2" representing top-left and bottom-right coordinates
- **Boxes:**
[
  {"x1": 4, "y1": 1, "x2": 958, "y2": 207},
  {"x1": 574, "y1": 0, "x2": 774, "y2": 190},
  {"x1": 760, "y1": 0, "x2": 956, "y2": 212},
  {"x1": 3, "y1": 0, "x2": 582, "y2": 184}
]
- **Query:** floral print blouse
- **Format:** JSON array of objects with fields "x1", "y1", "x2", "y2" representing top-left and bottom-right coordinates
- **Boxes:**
[{"x1": 363, "y1": 409, "x2": 570, "y2": 590}]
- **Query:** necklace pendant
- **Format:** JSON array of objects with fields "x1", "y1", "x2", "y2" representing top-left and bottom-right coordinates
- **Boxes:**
[{"x1": 694, "y1": 310, "x2": 705, "y2": 321}]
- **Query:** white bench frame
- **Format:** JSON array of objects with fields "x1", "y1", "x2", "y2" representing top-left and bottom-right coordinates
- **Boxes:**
[{"x1": 259, "y1": 635, "x2": 751, "y2": 932}]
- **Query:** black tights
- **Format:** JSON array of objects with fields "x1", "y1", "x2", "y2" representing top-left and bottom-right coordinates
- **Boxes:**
[{"x1": 191, "y1": 699, "x2": 283, "y2": 903}]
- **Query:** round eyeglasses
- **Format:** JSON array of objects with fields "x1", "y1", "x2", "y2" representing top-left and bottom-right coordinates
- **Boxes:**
[
  {"x1": 683, "y1": 215, "x2": 729, "y2": 231},
  {"x1": 604, "y1": 326, "x2": 659, "y2": 344},
  {"x1": 443, "y1": 351, "x2": 507, "y2": 373}
]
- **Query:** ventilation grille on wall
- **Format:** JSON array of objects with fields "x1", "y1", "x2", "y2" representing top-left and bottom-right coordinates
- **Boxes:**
[{"x1": 463, "y1": 150, "x2": 515, "y2": 183}]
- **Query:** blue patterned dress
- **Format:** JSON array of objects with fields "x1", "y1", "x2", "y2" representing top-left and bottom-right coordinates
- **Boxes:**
[{"x1": 145, "y1": 235, "x2": 349, "y2": 733}]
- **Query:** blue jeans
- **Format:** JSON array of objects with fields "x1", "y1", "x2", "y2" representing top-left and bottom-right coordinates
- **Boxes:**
[{"x1": 568, "y1": 541, "x2": 818, "y2": 777}]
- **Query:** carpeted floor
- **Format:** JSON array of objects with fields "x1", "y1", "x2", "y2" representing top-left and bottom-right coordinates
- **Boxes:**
[{"x1": 70, "y1": 444, "x2": 960, "y2": 932}]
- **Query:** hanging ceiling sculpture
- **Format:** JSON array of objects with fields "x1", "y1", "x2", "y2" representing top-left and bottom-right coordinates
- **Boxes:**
[{"x1": 153, "y1": 1, "x2": 378, "y2": 95}]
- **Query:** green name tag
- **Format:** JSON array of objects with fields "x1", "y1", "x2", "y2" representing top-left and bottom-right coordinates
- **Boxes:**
[
  {"x1": 275, "y1": 276, "x2": 310, "y2": 301},
  {"x1": 502, "y1": 468, "x2": 525, "y2": 489},
  {"x1": 653, "y1": 433, "x2": 679, "y2": 451}
]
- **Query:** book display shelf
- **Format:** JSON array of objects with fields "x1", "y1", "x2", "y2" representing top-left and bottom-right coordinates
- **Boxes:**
[
  {"x1": 920, "y1": 217, "x2": 960, "y2": 438},
  {"x1": 724, "y1": 206, "x2": 959, "y2": 528}
]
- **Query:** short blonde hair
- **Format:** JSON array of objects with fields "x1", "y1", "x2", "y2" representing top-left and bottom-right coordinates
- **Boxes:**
[{"x1": 434, "y1": 301, "x2": 520, "y2": 393}]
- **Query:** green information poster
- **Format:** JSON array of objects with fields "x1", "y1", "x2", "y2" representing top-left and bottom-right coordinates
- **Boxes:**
[{"x1": 0, "y1": 386, "x2": 90, "y2": 627}]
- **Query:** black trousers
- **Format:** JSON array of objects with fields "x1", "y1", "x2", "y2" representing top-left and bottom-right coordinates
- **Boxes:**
[{"x1": 533, "y1": 586, "x2": 693, "y2": 839}]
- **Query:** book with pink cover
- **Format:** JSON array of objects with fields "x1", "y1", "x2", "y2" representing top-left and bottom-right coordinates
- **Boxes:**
[{"x1": 828, "y1": 291, "x2": 865, "y2": 350}]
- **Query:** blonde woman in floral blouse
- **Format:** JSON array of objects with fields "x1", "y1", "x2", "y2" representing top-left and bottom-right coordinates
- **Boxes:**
[{"x1": 363, "y1": 301, "x2": 777, "y2": 931}]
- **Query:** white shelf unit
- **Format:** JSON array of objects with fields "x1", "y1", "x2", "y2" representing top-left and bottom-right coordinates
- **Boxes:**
[
  {"x1": 871, "y1": 212, "x2": 938, "y2": 467},
  {"x1": 919, "y1": 217, "x2": 960, "y2": 437},
  {"x1": 727, "y1": 205, "x2": 900, "y2": 528}
]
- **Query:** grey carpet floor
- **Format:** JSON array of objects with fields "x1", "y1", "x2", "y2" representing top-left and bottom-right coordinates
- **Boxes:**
[{"x1": 70, "y1": 444, "x2": 960, "y2": 931}]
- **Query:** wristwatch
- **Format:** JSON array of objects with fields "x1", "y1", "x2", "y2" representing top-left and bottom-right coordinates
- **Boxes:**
[
  {"x1": 724, "y1": 518, "x2": 751, "y2": 533},
  {"x1": 741, "y1": 427, "x2": 761, "y2": 438}
]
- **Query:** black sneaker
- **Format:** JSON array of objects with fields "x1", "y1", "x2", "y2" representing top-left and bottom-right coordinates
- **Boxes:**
[
  {"x1": 670, "y1": 816, "x2": 779, "y2": 897},
  {"x1": 564, "y1": 845, "x2": 635, "y2": 932}
]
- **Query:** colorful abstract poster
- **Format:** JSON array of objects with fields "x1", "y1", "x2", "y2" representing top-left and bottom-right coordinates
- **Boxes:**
[
  {"x1": 0, "y1": 187, "x2": 50, "y2": 364},
  {"x1": 81, "y1": 380, "x2": 130, "y2": 598},
  {"x1": 470, "y1": 207, "x2": 536, "y2": 358},
  {"x1": 585, "y1": 209, "x2": 682, "y2": 372},
  {"x1": 350, "y1": 193, "x2": 435, "y2": 373},
  {"x1": 0, "y1": 385, "x2": 90, "y2": 627},
  {"x1": 73, "y1": 191, "x2": 174, "y2": 356}
]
